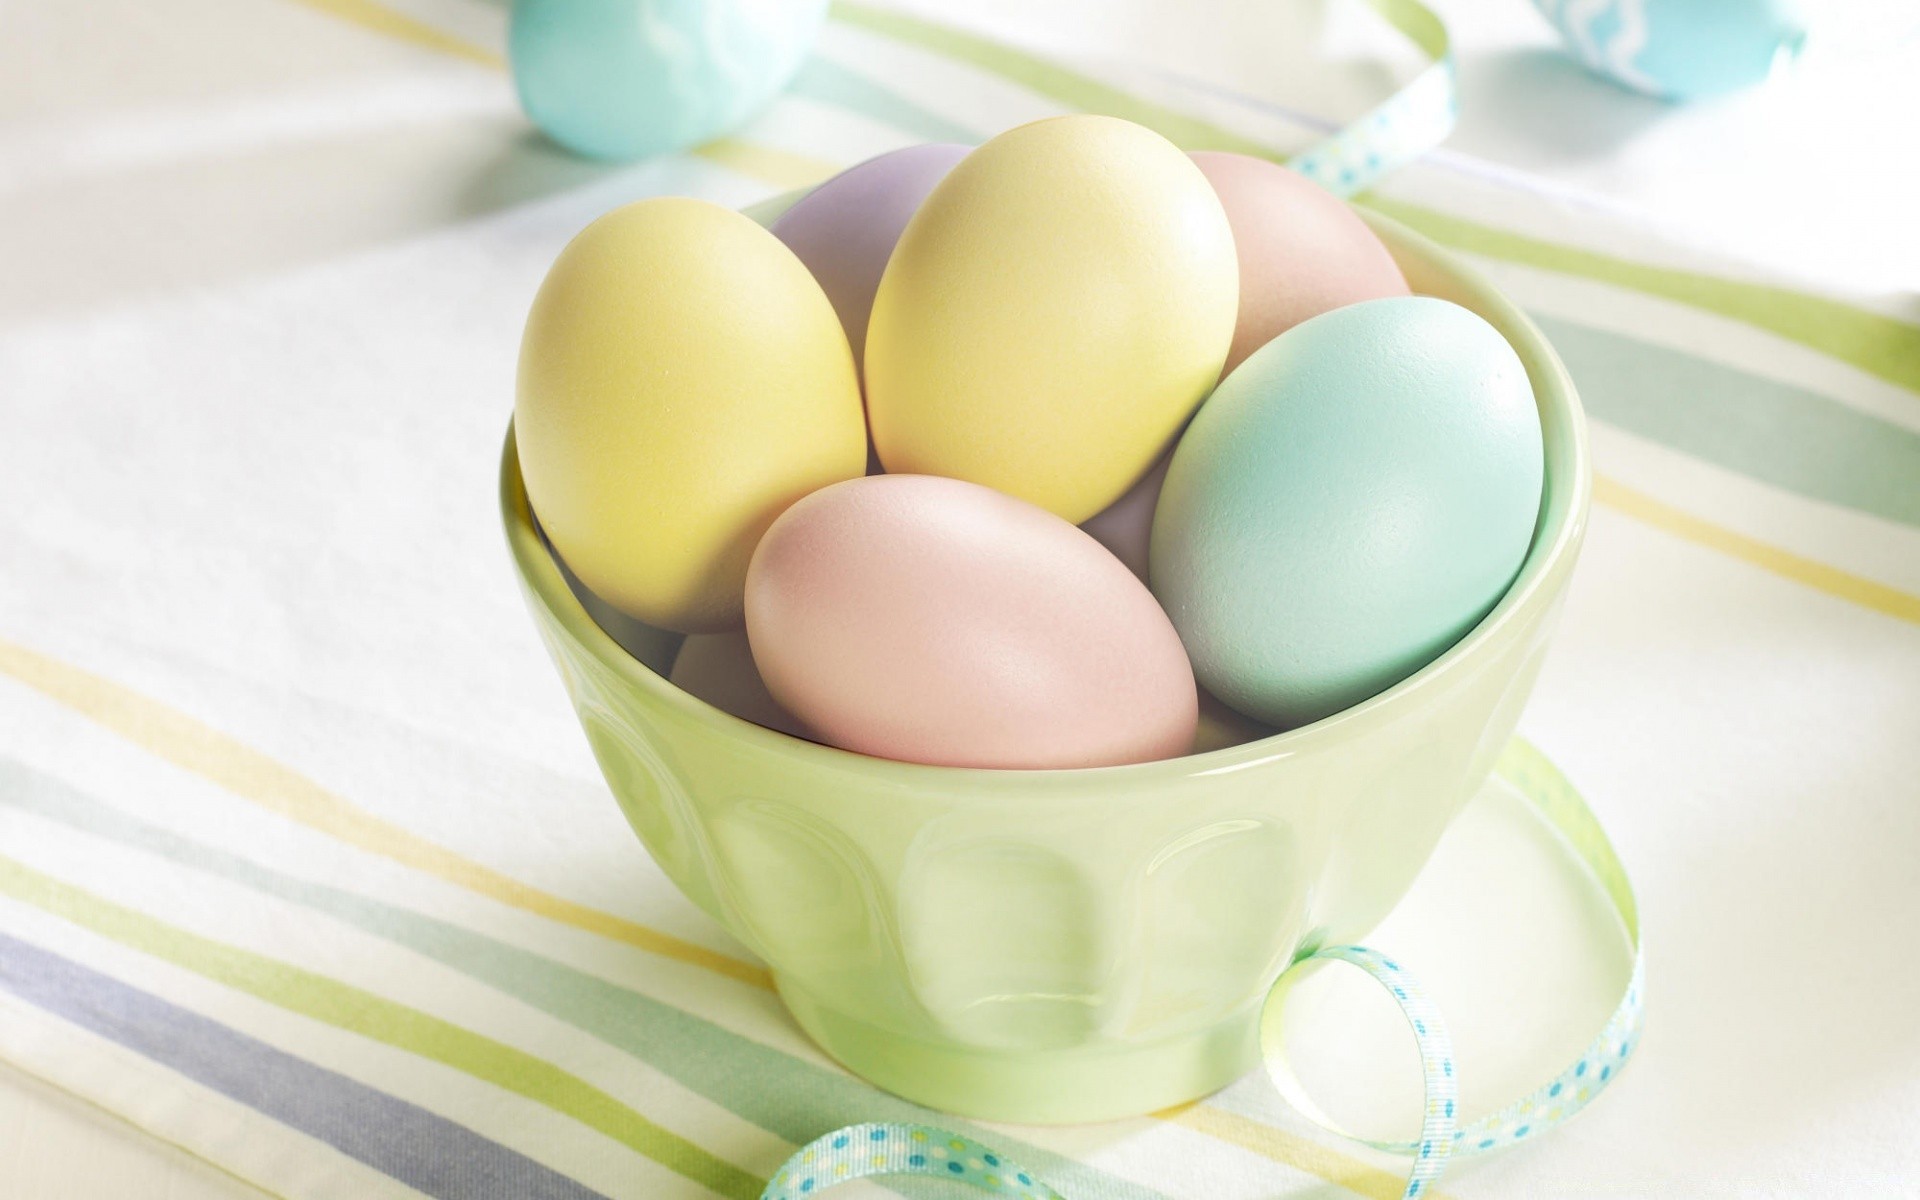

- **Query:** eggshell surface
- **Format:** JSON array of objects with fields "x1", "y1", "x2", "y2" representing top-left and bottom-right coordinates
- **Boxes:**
[
  {"x1": 516, "y1": 196, "x2": 866, "y2": 633},
  {"x1": 1152, "y1": 297, "x2": 1544, "y2": 729},
  {"x1": 1533, "y1": 0, "x2": 1807, "y2": 100},
  {"x1": 746, "y1": 474, "x2": 1198, "y2": 769},
  {"x1": 1190, "y1": 151, "x2": 1409, "y2": 376},
  {"x1": 509, "y1": 0, "x2": 826, "y2": 161},
  {"x1": 771, "y1": 143, "x2": 970, "y2": 377},
  {"x1": 865, "y1": 116, "x2": 1238, "y2": 524},
  {"x1": 671, "y1": 632, "x2": 811, "y2": 739},
  {"x1": 1081, "y1": 451, "x2": 1170, "y2": 581}
]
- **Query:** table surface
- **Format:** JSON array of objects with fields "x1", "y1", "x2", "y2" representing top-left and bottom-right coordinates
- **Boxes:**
[
  {"x1": 3, "y1": 1, "x2": 1916, "y2": 1198},
  {"x1": 906, "y1": 0, "x2": 1920, "y2": 293}
]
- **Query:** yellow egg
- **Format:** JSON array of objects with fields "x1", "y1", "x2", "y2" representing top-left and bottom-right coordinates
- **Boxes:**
[
  {"x1": 865, "y1": 116, "x2": 1238, "y2": 524},
  {"x1": 516, "y1": 196, "x2": 866, "y2": 632}
]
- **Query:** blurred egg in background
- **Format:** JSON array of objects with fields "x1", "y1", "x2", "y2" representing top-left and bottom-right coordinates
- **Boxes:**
[
  {"x1": 1533, "y1": 0, "x2": 1809, "y2": 100},
  {"x1": 511, "y1": 0, "x2": 828, "y2": 159}
]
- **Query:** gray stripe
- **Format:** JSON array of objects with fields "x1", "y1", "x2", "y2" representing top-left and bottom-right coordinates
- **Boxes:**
[
  {"x1": 0, "y1": 931, "x2": 610, "y2": 1200},
  {"x1": 1536, "y1": 314, "x2": 1920, "y2": 528},
  {"x1": 0, "y1": 760, "x2": 1172, "y2": 1200}
]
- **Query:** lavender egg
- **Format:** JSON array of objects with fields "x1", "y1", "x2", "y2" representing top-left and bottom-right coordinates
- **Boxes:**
[
  {"x1": 771, "y1": 143, "x2": 970, "y2": 377},
  {"x1": 1081, "y1": 452, "x2": 1170, "y2": 581}
]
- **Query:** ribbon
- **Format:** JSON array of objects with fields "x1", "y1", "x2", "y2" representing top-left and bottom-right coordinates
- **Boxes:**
[
  {"x1": 1290, "y1": 0, "x2": 1456, "y2": 198},
  {"x1": 760, "y1": 743, "x2": 1641, "y2": 1200}
]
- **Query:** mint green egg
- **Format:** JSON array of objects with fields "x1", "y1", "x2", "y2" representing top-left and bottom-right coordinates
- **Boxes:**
[
  {"x1": 509, "y1": 0, "x2": 826, "y2": 161},
  {"x1": 1150, "y1": 297, "x2": 1543, "y2": 729}
]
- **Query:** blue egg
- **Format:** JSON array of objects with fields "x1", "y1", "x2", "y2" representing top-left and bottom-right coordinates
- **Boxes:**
[
  {"x1": 1534, "y1": 0, "x2": 1808, "y2": 101},
  {"x1": 1150, "y1": 297, "x2": 1543, "y2": 729},
  {"x1": 510, "y1": 0, "x2": 827, "y2": 160}
]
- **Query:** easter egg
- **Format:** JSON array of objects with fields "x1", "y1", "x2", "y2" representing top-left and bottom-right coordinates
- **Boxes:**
[
  {"x1": 1081, "y1": 451, "x2": 1170, "y2": 581},
  {"x1": 1533, "y1": 0, "x2": 1806, "y2": 101},
  {"x1": 510, "y1": 0, "x2": 827, "y2": 160},
  {"x1": 1190, "y1": 151, "x2": 1409, "y2": 376},
  {"x1": 1151, "y1": 297, "x2": 1543, "y2": 729},
  {"x1": 670, "y1": 632, "x2": 811, "y2": 739},
  {"x1": 516, "y1": 196, "x2": 865, "y2": 633},
  {"x1": 746, "y1": 474, "x2": 1198, "y2": 768},
  {"x1": 865, "y1": 115, "x2": 1238, "y2": 524},
  {"x1": 771, "y1": 143, "x2": 971, "y2": 377}
]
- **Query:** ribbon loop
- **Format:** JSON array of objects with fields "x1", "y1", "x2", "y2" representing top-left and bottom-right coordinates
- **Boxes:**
[
  {"x1": 760, "y1": 1123, "x2": 1062, "y2": 1200},
  {"x1": 1261, "y1": 946, "x2": 1459, "y2": 1197}
]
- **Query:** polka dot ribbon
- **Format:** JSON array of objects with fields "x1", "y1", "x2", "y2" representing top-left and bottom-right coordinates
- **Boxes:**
[
  {"x1": 763, "y1": 1125, "x2": 1064, "y2": 1200},
  {"x1": 1291, "y1": 0, "x2": 1457, "y2": 198},
  {"x1": 762, "y1": 743, "x2": 1642, "y2": 1200}
]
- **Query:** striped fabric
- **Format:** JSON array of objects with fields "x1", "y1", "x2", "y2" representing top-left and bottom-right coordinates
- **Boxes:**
[{"x1": 2, "y1": 2, "x2": 1915, "y2": 1199}]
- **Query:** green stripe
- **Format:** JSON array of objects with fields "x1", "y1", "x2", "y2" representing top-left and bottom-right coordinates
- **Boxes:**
[
  {"x1": 829, "y1": 0, "x2": 1275, "y2": 155},
  {"x1": 801, "y1": 32, "x2": 1920, "y2": 519},
  {"x1": 1538, "y1": 315, "x2": 1920, "y2": 527},
  {"x1": 0, "y1": 763, "x2": 1174, "y2": 1200},
  {"x1": 1361, "y1": 196, "x2": 1920, "y2": 397},
  {"x1": 0, "y1": 850, "x2": 763, "y2": 1200},
  {"x1": 827, "y1": 1, "x2": 1920, "y2": 396}
]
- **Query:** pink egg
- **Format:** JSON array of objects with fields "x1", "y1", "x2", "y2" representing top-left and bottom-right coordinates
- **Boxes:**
[
  {"x1": 670, "y1": 632, "x2": 811, "y2": 739},
  {"x1": 771, "y1": 143, "x2": 971, "y2": 377},
  {"x1": 745, "y1": 474, "x2": 1197, "y2": 769},
  {"x1": 1190, "y1": 151, "x2": 1409, "y2": 376}
]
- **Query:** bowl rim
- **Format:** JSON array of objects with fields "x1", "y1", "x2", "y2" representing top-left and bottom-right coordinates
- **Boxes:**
[{"x1": 500, "y1": 203, "x2": 1591, "y2": 788}]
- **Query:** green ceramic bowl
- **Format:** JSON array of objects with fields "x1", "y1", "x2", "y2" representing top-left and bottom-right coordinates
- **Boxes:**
[{"x1": 500, "y1": 204, "x2": 1589, "y2": 1124}]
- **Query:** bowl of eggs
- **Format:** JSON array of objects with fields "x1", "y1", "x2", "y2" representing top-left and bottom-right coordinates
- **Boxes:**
[{"x1": 502, "y1": 116, "x2": 1588, "y2": 1124}]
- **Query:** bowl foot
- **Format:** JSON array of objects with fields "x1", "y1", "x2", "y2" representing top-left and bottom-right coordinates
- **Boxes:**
[{"x1": 776, "y1": 976, "x2": 1262, "y2": 1124}]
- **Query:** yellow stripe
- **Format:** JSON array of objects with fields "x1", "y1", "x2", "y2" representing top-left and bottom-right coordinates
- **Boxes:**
[
  {"x1": 0, "y1": 636, "x2": 1409, "y2": 1197},
  {"x1": 280, "y1": 0, "x2": 504, "y2": 68},
  {"x1": 691, "y1": 139, "x2": 840, "y2": 189},
  {"x1": 1160, "y1": 1102, "x2": 1452, "y2": 1200},
  {"x1": 1594, "y1": 476, "x2": 1920, "y2": 625},
  {"x1": 0, "y1": 637, "x2": 774, "y2": 990},
  {"x1": 146, "y1": 4, "x2": 1905, "y2": 1192}
]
